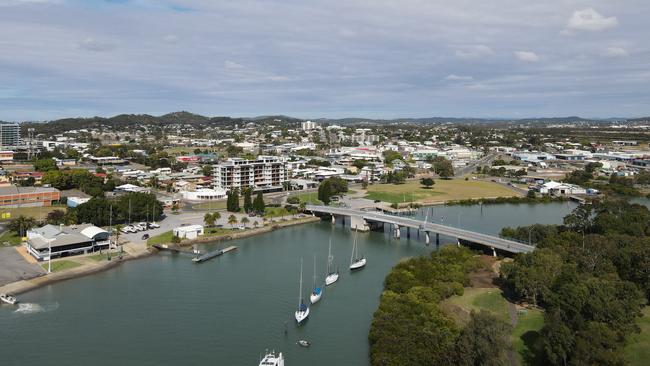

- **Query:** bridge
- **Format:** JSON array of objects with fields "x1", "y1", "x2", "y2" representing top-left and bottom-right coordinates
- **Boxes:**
[{"x1": 306, "y1": 205, "x2": 534, "y2": 255}]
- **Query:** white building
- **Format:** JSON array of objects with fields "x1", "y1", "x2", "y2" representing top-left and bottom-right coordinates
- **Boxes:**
[
  {"x1": 173, "y1": 225, "x2": 204, "y2": 240},
  {"x1": 538, "y1": 181, "x2": 586, "y2": 196},
  {"x1": 181, "y1": 188, "x2": 227, "y2": 202},
  {"x1": 301, "y1": 120, "x2": 317, "y2": 130},
  {"x1": 26, "y1": 224, "x2": 110, "y2": 261},
  {"x1": 213, "y1": 156, "x2": 288, "y2": 192}
]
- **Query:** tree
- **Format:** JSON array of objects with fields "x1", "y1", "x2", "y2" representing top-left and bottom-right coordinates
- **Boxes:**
[
  {"x1": 226, "y1": 189, "x2": 240, "y2": 212},
  {"x1": 286, "y1": 196, "x2": 300, "y2": 205},
  {"x1": 227, "y1": 214, "x2": 237, "y2": 227},
  {"x1": 243, "y1": 188, "x2": 253, "y2": 213},
  {"x1": 8, "y1": 215, "x2": 37, "y2": 237},
  {"x1": 420, "y1": 177, "x2": 435, "y2": 189},
  {"x1": 46, "y1": 210, "x2": 65, "y2": 225},
  {"x1": 501, "y1": 248, "x2": 564, "y2": 306},
  {"x1": 352, "y1": 159, "x2": 366, "y2": 170},
  {"x1": 433, "y1": 157, "x2": 454, "y2": 179},
  {"x1": 527, "y1": 189, "x2": 537, "y2": 199},
  {"x1": 201, "y1": 165, "x2": 213, "y2": 177},
  {"x1": 318, "y1": 177, "x2": 348, "y2": 205},
  {"x1": 382, "y1": 150, "x2": 402, "y2": 165},
  {"x1": 34, "y1": 158, "x2": 58, "y2": 172},
  {"x1": 455, "y1": 311, "x2": 512, "y2": 366},
  {"x1": 204, "y1": 212, "x2": 216, "y2": 227},
  {"x1": 241, "y1": 217, "x2": 250, "y2": 227},
  {"x1": 253, "y1": 191, "x2": 266, "y2": 214}
]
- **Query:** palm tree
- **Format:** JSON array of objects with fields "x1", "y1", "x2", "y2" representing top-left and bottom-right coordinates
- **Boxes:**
[
  {"x1": 204, "y1": 213, "x2": 215, "y2": 227},
  {"x1": 253, "y1": 221, "x2": 259, "y2": 228},
  {"x1": 228, "y1": 214, "x2": 237, "y2": 227},
  {"x1": 241, "y1": 217, "x2": 250, "y2": 228}
]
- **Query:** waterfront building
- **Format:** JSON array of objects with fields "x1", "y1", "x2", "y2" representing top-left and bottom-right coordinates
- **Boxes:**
[
  {"x1": 213, "y1": 156, "x2": 288, "y2": 192},
  {"x1": 0, "y1": 123, "x2": 20, "y2": 148},
  {"x1": 181, "y1": 187, "x2": 227, "y2": 201},
  {"x1": 173, "y1": 224, "x2": 204, "y2": 239},
  {"x1": 0, "y1": 186, "x2": 60, "y2": 207},
  {"x1": 26, "y1": 224, "x2": 110, "y2": 261}
]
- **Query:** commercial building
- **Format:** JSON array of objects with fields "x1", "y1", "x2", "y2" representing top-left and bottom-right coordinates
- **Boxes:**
[
  {"x1": 301, "y1": 121, "x2": 317, "y2": 130},
  {"x1": 0, "y1": 123, "x2": 20, "y2": 148},
  {"x1": 181, "y1": 188, "x2": 227, "y2": 202},
  {"x1": 0, "y1": 150, "x2": 14, "y2": 162},
  {"x1": 26, "y1": 224, "x2": 110, "y2": 261},
  {"x1": 213, "y1": 156, "x2": 288, "y2": 192},
  {"x1": 0, "y1": 186, "x2": 60, "y2": 207}
]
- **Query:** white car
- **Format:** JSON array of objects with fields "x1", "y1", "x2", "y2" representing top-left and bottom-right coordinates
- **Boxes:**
[
  {"x1": 132, "y1": 224, "x2": 145, "y2": 231},
  {"x1": 137, "y1": 222, "x2": 148, "y2": 231},
  {"x1": 148, "y1": 222, "x2": 160, "y2": 229},
  {"x1": 121, "y1": 226, "x2": 135, "y2": 234}
]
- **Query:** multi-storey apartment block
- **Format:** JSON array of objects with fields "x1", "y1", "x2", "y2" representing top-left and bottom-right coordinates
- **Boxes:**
[{"x1": 213, "y1": 156, "x2": 288, "y2": 192}]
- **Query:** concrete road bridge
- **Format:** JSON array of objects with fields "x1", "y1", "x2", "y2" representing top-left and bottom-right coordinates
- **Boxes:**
[{"x1": 306, "y1": 205, "x2": 534, "y2": 256}]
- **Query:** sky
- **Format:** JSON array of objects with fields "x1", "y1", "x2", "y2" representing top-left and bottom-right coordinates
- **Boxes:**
[{"x1": 0, "y1": 0, "x2": 649, "y2": 121}]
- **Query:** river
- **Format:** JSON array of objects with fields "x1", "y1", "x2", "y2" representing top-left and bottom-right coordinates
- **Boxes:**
[{"x1": 0, "y1": 202, "x2": 578, "y2": 366}]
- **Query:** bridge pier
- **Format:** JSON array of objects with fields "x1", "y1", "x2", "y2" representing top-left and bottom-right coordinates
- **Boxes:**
[
  {"x1": 406, "y1": 227, "x2": 410, "y2": 239},
  {"x1": 394, "y1": 225, "x2": 401, "y2": 239},
  {"x1": 331, "y1": 215, "x2": 336, "y2": 225},
  {"x1": 350, "y1": 216, "x2": 370, "y2": 232},
  {"x1": 436, "y1": 232, "x2": 440, "y2": 247},
  {"x1": 491, "y1": 247, "x2": 497, "y2": 258},
  {"x1": 424, "y1": 231, "x2": 430, "y2": 245}
]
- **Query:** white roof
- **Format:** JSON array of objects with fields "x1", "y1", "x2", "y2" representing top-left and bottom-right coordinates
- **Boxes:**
[{"x1": 80, "y1": 226, "x2": 109, "y2": 239}]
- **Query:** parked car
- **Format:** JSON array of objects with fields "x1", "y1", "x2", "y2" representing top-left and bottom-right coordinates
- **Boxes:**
[
  {"x1": 121, "y1": 226, "x2": 135, "y2": 234},
  {"x1": 141, "y1": 233, "x2": 150, "y2": 240},
  {"x1": 132, "y1": 224, "x2": 145, "y2": 231},
  {"x1": 148, "y1": 222, "x2": 160, "y2": 229}
]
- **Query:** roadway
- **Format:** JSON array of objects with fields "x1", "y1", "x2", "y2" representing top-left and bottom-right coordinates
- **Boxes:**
[{"x1": 306, "y1": 205, "x2": 534, "y2": 254}]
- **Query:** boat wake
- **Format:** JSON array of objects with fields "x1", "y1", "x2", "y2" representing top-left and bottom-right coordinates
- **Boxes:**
[{"x1": 14, "y1": 302, "x2": 59, "y2": 315}]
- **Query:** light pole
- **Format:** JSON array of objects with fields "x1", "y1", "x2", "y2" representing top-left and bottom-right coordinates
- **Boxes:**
[{"x1": 47, "y1": 240, "x2": 51, "y2": 274}]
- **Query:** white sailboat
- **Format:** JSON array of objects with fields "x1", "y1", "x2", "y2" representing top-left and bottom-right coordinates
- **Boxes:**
[
  {"x1": 294, "y1": 258, "x2": 310, "y2": 324},
  {"x1": 349, "y1": 231, "x2": 366, "y2": 270},
  {"x1": 324, "y1": 237, "x2": 339, "y2": 285},
  {"x1": 310, "y1": 255, "x2": 322, "y2": 304}
]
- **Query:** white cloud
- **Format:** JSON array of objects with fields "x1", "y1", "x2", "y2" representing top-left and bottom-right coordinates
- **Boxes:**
[
  {"x1": 224, "y1": 60, "x2": 245, "y2": 70},
  {"x1": 514, "y1": 51, "x2": 539, "y2": 62},
  {"x1": 565, "y1": 8, "x2": 618, "y2": 32},
  {"x1": 78, "y1": 37, "x2": 115, "y2": 52},
  {"x1": 162, "y1": 34, "x2": 179, "y2": 44},
  {"x1": 455, "y1": 45, "x2": 494, "y2": 60},
  {"x1": 444, "y1": 74, "x2": 473, "y2": 81},
  {"x1": 601, "y1": 47, "x2": 629, "y2": 58}
]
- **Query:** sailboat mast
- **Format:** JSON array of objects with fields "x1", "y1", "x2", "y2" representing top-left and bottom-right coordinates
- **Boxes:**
[
  {"x1": 327, "y1": 238, "x2": 332, "y2": 274},
  {"x1": 298, "y1": 258, "x2": 303, "y2": 307},
  {"x1": 351, "y1": 231, "x2": 357, "y2": 264},
  {"x1": 313, "y1": 255, "x2": 316, "y2": 288}
]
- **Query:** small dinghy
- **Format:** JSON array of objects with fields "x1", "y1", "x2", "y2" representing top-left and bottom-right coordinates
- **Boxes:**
[{"x1": 297, "y1": 340, "x2": 311, "y2": 347}]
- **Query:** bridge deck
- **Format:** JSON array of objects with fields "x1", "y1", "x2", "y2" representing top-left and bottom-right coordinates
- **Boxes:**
[{"x1": 306, "y1": 205, "x2": 534, "y2": 254}]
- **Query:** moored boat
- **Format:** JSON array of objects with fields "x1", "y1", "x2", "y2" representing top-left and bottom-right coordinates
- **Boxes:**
[
  {"x1": 324, "y1": 237, "x2": 339, "y2": 286},
  {"x1": 0, "y1": 293, "x2": 18, "y2": 305},
  {"x1": 310, "y1": 255, "x2": 322, "y2": 304},
  {"x1": 294, "y1": 259, "x2": 310, "y2": 324},
  {"x1": 349, "y1": 231, "x2": 367, "y2": 271},
  {"x1": 258, "y1": 350, "x2": 284, "y2": 366}
]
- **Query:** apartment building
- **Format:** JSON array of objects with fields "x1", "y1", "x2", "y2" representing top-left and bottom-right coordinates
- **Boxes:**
[
  {"x1": 0, "y1": 123, "x2": 20, "y2": 148},
  {"x1": 213, "y1": 156, "x2": 288, "y2": 192}
]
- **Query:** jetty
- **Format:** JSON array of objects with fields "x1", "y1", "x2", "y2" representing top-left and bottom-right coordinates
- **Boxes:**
[
  {"x1": 192, "y1": 246, "x2": 238, "y2": 263},
  {"x1": 152, "y1": 244, "x2": 195, "y2": 254}
]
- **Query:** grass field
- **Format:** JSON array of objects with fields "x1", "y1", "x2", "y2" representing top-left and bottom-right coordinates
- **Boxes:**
[
  {"x1": 624, "y1": 306, "x2": 650, "y2": 366},
  {"x1": 292, "y1": 192, "x2": 322, "y2": 205},
  {"x1": 41, "y1": 259, "x2": 82, "y2": 272},
  {"x1": 147, "y1": 231, "x2": 173, "y2": 246},
  {"x1": 0, "y1": 230, "x2": 22, "y2": 246},
  {"x1": 0, "y1": 204, "x2": 67, "y2": 222},
  {"x1": 513, "y1": 309, "x2": 545, "y2": 365},
  {"x1": 443, "y1": 287, "x2": 510, "y2": 323},
  {"x1": 264, "y1": 207, "x2": 291, "y2": 218},
  {"x1": 192, "y1": 200, "x2": 229, "y2": 210},
  {"x1": 365, "y1": 179, "x2": 520, "y2": 204}
]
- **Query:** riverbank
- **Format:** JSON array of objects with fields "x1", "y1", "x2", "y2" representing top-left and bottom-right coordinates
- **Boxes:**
[{"x1": 0, "y1": 215, "x2": 321, "y2": 296}]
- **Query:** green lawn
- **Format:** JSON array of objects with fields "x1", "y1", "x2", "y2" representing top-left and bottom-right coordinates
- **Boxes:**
[
  {"x1": 513, "y1": 309, "x2": 545, "y2": 366},
  {"x1": 41, "y1": 260, "x2": 82, "y2": 273},
  {"x1": 443, "y1": 287, "x2": 510, "y2": 323},
  {"x1": 365, "y1": 179, "x2": 520, "y2": 204},
  {"x1": 147, "y1": 231, "x2": 173, "y2": 246},
  {"x1": 624, "y1": 306, "x2": 650, "y2": 366},
  {"x1": 204, "y1": 227, "x2": 234, "y2": 236},
  {"x1": 0, "y1": 230, "x2": 22, "y2": 246},
  {"x1": 192, "y1": 200, "x2": 230, "y2": 210},
  {"x1": 292, "y1": 192, "x2": 322, "y2": 205}
]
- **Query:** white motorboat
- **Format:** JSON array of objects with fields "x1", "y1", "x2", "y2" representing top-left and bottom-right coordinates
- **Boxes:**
[
  {"x1": 324, "y1": 237, "x2": 339, "y2": 286},
  {"x1": 349, "y1": 231, "x2": 366, "y2": 271},
  {"x1": 294, "y1": 259, "x2": 310, "y2": 324},
  {"x1": 310, "y1": 255, "x2": 322, "y2": 304},
  {"x1": 258, "y1": 350, "x2": 285, "y2": 366},
  {"x1": 297, "y1": 339, "x2": 311, "y2": 347},
  {"x1": 0, "y1": 293, "x2": 18, "y2": 305}
]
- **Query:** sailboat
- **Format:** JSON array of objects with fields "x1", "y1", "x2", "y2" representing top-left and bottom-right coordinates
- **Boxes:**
[
  {"x1": 349, "y1": 230, "x2": 366, "y2": 270},
  {"x1": 310, "y1": 255, "x2": 322, "y2": 304},
  {"x1": 324, "y1": 237, "x2": 339, "y2": 285},
  {"x1": 295, "y1": 258, "x2": 310, "y2": 324}
]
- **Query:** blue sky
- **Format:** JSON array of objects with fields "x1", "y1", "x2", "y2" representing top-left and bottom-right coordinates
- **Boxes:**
[{"x1": 0, "y1": 0, "x2": 648, "y2": 121}]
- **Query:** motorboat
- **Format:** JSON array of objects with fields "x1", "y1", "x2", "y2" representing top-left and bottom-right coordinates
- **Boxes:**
[
  {"x1": 349, "y1": 231, "x2": 367, "y2": 271},
  {"x1": 294, "y1": 259, "x2": 310, "y2": 324},
  {"x1": 258, "y1": 350, "x2": 285, "y2": 366},
  {"x1": 324, "y1": 237, "x2": 339, "y2": 286},
  {"x1": 310, "y1": 255, "x2": 322, "y2": 304},
  {"x1": 0, "y1": 293, "x2": 18, "y2": 305},
  {"x1": 297, "y1": 340, "x2": 311, "y2": 347}
]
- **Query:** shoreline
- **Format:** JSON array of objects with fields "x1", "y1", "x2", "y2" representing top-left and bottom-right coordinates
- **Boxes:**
[{"x1": 0, "y1": 215, "x2": 321, "y2": 296}]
